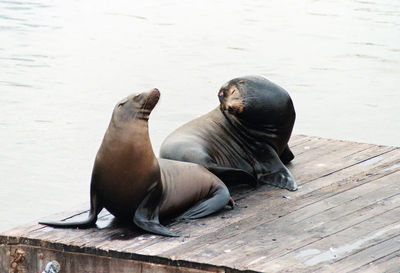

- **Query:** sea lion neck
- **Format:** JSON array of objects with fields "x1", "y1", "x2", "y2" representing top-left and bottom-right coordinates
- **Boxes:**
[
  {"x1": 100, "y1": 120, "x2": 157, "y2": 161},
  {"x1": 111, "y1": 117, "x2": 149, "y2": 132},
  {"x1": 219, "y1": 107, "x2": 281, "y2": 152}
]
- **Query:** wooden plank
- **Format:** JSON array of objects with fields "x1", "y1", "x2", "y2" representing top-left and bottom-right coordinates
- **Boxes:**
[
  {"x1": 308, "y1": 233, "x2": 400, "y2": 273},
  {"x1": 353, "y1": 250, "x2": 400, "y2": 273},
  {"x1": 288, "y1": 134, "x2": 315, "y2": 147},
  {"x1": 1, "y1": 136, "x2": 399, "y2": 273},
  {"x1": 0, "y1": 245, "x2": 11, "y2": 272},
  {"x1": 291, "y1": 144, "x2": 394, "y2": 185},
  {"x1": 69, "y1": 145, "x2": 399, "y2": 266},
  {"x1": 26, "y1": 149, "x2": 398, "y2": 258},
  {"x1": 256, "y1": 199, "x2": 400, "y2": 271},
  {"x1": 10, "y1": 138, "x2": 340, "y2": 255},
  {"x1": 223, "y1": 175, "x2": 400, "y2": 269},
  {"x1": 143, "y1": 148, "x2": 399, "y2": 260},
  {"x1": 185, "y1": 172, "x2": 400, "y2": 270},
  {"x1": 328, "y1": 235, "x2": 400, "y2": 273},
  {"x1": 293, "y1": 148, "x2": 400, "y2": 199},
  {"x1": 1, "y1": 244, "x2": 225, "y2": 273},
  {"x1": 275, "y1": 171, "x2": 400, "y2": 225}
]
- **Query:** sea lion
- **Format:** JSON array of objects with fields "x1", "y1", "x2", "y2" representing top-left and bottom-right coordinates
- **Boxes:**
[
  {"x1": 160, "y1": 75, "x2": 297, "y2": 191},
  {"x1": 39, "y1": 88, "x2": 232, "y2": 237}
]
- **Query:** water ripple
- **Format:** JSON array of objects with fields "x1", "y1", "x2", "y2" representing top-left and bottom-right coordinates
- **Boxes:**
[
  {"x1": 0, "y1": 56, "x2": 35, "y2": 62},
  {"x1": 0, "y1": 14, "x2": 27, "y2": 22},
  {"x1": 0, "y1": 80, "x2": 34, "y2": 88},
  {"x1": 105, "y1": 12, "x2": 148, "y2": 20}
]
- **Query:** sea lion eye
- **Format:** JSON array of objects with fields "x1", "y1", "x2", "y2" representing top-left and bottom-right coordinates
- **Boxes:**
[{"x1": 133, "y1": 93, "x2": 142, "y2": 101}]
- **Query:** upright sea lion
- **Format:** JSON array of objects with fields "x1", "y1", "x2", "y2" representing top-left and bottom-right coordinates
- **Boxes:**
[
  {"x1": 160, "y1": 75, "x2": 297, "y2": 191},
  {"x1": 39, "y1": 88, "x2": 232, "y2": 237}
]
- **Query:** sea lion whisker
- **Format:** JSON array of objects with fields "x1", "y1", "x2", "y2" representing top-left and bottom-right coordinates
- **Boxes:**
[
  {"x1": 136, "y1": 97, "x2": 151, "y2": 120},
  {"x1": 235, "y1": 95, "x2": 255, "y2": 99},
  {"x1": 132, "y1": 97, "x2": 148, "y2": 121},
  {"x1": 227, "y1": 97, "x2": 243, "y2": 102}
]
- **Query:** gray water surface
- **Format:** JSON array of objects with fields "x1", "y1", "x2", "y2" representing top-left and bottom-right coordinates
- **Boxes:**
[{"x1": 1, "y1": 0, "x2": 399, "y2": 232}]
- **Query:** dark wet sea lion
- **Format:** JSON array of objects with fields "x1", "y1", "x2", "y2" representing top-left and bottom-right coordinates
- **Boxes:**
[
  {"x1": 39, "y1": 88, "x2": 231, "y2": 237},
  {"x1": 160, "y1": 75, "x2": 297, "y2": 191}
]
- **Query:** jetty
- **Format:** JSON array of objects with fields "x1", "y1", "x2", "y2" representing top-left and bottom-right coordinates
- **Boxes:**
[{"x1": 1, "y1": 135, "x2": 399, "y2": 272}]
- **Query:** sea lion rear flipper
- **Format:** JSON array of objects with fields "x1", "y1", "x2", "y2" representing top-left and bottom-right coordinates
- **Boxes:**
[
  {"x1": 178, "y1": 184, "x2": 231, "y2": 220},
  {"x1": 133, "y1": 183, "x2": 179, "y2": 237},
  {"x1": 39, "y1": 190, "x2": 102, "y2": 228},
  {"x1": 208, "y1": 165, "x2": 257, "y2": 187},
  {"x1": 258, "y1": 146, "x2": 298, "y2": 191}
]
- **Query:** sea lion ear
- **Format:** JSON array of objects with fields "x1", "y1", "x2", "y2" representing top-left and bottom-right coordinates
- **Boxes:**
[{"x1": 117, "y1": 97, "x2": 129, "y2": 108}]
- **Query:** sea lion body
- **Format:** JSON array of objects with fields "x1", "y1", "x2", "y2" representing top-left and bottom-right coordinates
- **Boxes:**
[
  {"x1": 40, "y1": 89, "x2": 231, "y2": 236},
  {"x1": 158, "y1": 159, "x2": 230, "y2": 220},
  {"x1": 160, "y1": 75, "x2": 297, "y2": 191}
]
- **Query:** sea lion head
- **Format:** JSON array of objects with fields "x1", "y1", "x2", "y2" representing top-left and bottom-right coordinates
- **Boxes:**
[
  {"x1": 218, "y1": 75, "x2": 295, "y2": 127},
  {"x1": 218, "y1": 81, "x2": 245, "y2": 115},
  {"x1": 112, "y1": 88, "x2": 160, "y2": 123}
]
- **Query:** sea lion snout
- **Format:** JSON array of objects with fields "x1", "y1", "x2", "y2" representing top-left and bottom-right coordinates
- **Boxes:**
[
  {"x1": 142, "y1": 88, "x2": 160, "y2": 110},
  {"x1": 225, "y1": 101, "x2": 244, "y2": 114},
  {"x1": 145, "y1": 87, "x2": 160, "y2": 99},
  {"x1": 218, "y1": 84, "x2": 245, "y2": 115}
]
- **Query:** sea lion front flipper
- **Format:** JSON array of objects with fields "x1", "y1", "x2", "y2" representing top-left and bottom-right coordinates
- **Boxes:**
[
  {"x1": 258, "y1": 146, "x2": 298, "y2": 191},
  {"x1": 133, "y1": 182, "x2": 179, "y2": 237},
  {"x1": 39, "y1": 186, "x2": 103, "y2": 228},
  {"x1": 178, "y1": 184, "x2": 231, "y2": 220},
  {"x1": 280, "y1": 145, "x2": 295, "y2": 164},
  {"x1": 260, "y1": 166, "x2": 297, "y2": 191},
  {"x1": 207, "y1": 165, "x2": 257, "y2": 187},
  {"x1": 162, "y1": 146, "x2": 257, "y2": 187}
]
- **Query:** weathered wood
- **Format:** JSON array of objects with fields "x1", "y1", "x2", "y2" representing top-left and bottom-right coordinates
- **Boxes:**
[
  {"x1": 150, "y1": 147, "x2": 399, "y2": 262},
  {"x1": 0, "y1": 243, "x2": 224, "y2": 273},
  {"x1": 355, "y1": 250, "x2": 400, "y2": 273},
  {"x1": 210, "y1": 175, "x2": 400, "y2": 270},
  {"x1": 1, "y1": 135, "x2": 399, "y2": 273}
]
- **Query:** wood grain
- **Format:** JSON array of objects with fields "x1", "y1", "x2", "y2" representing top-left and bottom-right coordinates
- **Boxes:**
[{"x1": 1, "y1": 135, "x2": 399, "y2": 273}]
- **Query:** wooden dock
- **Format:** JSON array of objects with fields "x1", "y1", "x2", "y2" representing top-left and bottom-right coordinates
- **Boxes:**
[{"x1": 1, "y1": 135, "x2": 399, "y2": 273}]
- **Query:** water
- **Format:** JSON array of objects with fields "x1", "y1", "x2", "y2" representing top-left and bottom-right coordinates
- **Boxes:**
[{"x1": 1, "y1": 0, "x2": 399, "y2": 232}]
